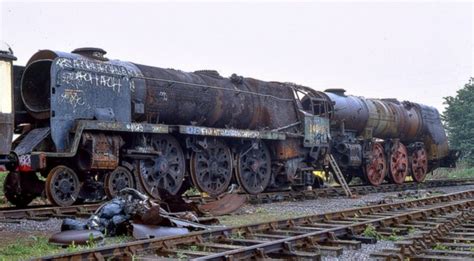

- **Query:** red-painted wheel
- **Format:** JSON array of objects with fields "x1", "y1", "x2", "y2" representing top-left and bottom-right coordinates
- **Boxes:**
[
  {"x1": 411, "y1": 148, "x2": 428, "y2": 182},
  {"x1": 388, "y1": 142, "x2": 409, "y2": 184},
  {"x1": 364, "y1": 143, "x2": 387, "y2": 186}
]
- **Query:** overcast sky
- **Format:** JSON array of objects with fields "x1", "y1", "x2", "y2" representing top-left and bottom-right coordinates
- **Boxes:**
[{"x1": 1, "y1": 1, "x2": 472, "y2": 113}]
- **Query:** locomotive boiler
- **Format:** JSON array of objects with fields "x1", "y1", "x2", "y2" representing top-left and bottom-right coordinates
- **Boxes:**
[
  {"x1": 0, "y1": 47, "x2": 457, "y2": 207},
  {"x1": 324, "y1": 89, "x2": 457, "y2": 186}
]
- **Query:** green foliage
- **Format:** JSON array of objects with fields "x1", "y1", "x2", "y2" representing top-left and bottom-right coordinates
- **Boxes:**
[
  {"x1": 230, "y1": 230, "x2": 245, "y2": 239},
  {"x1": 176, "y1": 251, "x2": 187, "y2": 259},
  {"x1": 0, "y1": 172, "x2": 6, "y2": 205},
  {"x1": 443, "y1": 78, "x2": 474, "y2": 166},
  {"x1": 362, "y1": 224, "x2": 382, "y2": 240},
  {"x1": 0, "y1": 236, "x2": 60, "y2": 261},
  {"x1": 432, "y1": 164, "x2": 474, "y2": 179},
  {"x1": 407, "y1": 226, "x2": 417, "y2": 235},
  {"x1": 386, "y1": 229, "x2": 401, "y2": 241},
  {"x1": 433, "y1": 243, "x2": 448, "y2": 250}
]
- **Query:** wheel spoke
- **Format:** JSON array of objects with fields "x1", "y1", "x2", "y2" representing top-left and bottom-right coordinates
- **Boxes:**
[
  {"x1": 46, "y1": 166, "x2": 80, "y2": 207},
  {"x1": 139, "y1": 135, "x2": 185, "y2": 198},
  {"x1": 365, "y1": 143, "x2": 386, "y2": 186},
  {"x1": 190, "y1": 140, "x2": 232, "y2": 197},
  {"x1": 236, "y1": 143, "x2": 271, "y2": 194}
]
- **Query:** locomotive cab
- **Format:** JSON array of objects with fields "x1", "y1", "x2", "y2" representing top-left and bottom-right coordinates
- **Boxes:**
[{"x1": 0, "y1": 47, "x2": 16, "y2": 162}]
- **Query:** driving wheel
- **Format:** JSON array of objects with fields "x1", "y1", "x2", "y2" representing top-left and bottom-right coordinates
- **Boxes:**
[
  {"x1": 411, "y1": 147, "x2": 428, "y2": 182},
  {"x1": 190, "y1": 139, "x2": 233, "y2": 197},
  {"x1": 364, "y1": 143, "x2": 387, "y2": 186},
  {"x1": 45, "y1": 165, "x2": 81, "y2": 206},
  {"x1": 105, "y1": 166, "x2": 135, "y2": 198},
  {"x1": 139, "y1": 135, "x2": 186, "y2": 199},
  {"x1": 235, "y1": 142, "x2": 271, "y2": 194},
  {"x1": 388, "y1": 141, "x2": 409, "y2": 184}
]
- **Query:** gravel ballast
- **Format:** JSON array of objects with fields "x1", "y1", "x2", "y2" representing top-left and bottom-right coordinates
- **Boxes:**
[{"x1": 1, "y1": 183, "x2": 473, "y2": 259}]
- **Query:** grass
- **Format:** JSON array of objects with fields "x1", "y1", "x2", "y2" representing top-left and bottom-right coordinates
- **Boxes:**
[
  {"x1": 362, "y1": 224, "x2": 383, "y2": 240},
  {"x1": 430, "y1": 162, "x2": 474, "y2": 180},
  {"x1": 218, "y1": 209, "x2": 299, "y2": 227},
  {"x1": 0, "y1": 233, "x2": 133, "y2": 260},
  {"x1": 0, "y1": 236, "x2": 61, "y2": 261},
  {"x1": 0, "y1": 172, "x2": 6, "y2": 205},
  {"x1": 433, "y1": 242, "x2": 448, "y2": 251}
]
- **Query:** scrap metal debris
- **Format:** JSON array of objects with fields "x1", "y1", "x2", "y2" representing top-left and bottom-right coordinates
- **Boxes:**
[
  {"x1": 131, "y1": 223, "x2": 188, "y2": 240},
  {"x1": 51, "y1": 188, "x2": 222, "y2": 245},
  {"x1": 198, "y1": 193, "x2": 247, "y2": 216},
  {"x1": 49, "y1": 230, "x2": 104, "y2": 246}
]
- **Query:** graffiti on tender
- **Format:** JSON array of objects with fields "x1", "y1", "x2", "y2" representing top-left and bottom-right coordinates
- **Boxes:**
[
  {"x1": 157, "y1": 91, "x2": 168, "y2": 101},
  {"x1": 55, "y1": 57, "x2": 142, "y2": 92},
  {"x1": 59, "y1": 89, "x2": 85, "y2": 109},
  {"x1": 55, "y1": 57, "x2": 142, "y2": 77},
  {"x1": 126, "y1": 123, "x2": 145, "y2": 132},
  {"x1": 58, "y1": 70, "x2": 123, "y2": 92}
]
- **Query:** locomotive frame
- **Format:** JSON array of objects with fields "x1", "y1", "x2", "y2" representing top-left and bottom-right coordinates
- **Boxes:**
[{"x1": 0, "y1": 47, "x2": 458, "y2": 207}]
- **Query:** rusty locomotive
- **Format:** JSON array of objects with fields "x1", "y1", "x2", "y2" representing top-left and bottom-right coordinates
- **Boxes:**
[{"x1": 0, "y1": 48, "x2": 457, "y2": 207}]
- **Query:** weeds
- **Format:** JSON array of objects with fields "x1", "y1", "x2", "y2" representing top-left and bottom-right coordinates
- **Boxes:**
[
  {"x1": 362, "y1": 224, "x2": 382, "y2": 240},
  {"x1": 433, "y1": 243, "x2": 448, "y2": 250},
  {"x1": 0, "y1": 236, "x2": 60, "y2": 260}
]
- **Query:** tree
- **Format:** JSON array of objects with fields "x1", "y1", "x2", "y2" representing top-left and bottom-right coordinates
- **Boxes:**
[{"x1": 443, "y1": 78, "x2": 474, "y2": 166}]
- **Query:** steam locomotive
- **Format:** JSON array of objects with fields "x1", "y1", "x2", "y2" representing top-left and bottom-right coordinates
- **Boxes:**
[{"x1": 0, "y1": 47, "x2": 457, "y2": 207}]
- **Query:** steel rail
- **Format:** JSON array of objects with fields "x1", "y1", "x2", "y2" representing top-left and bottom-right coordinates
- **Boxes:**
[
  {"x1": 372, "y1": 211, "x2": 474, "y2": 260},
  {"x1": 2, "y1": 178, "x2": 474, "y2": 221},
  {"x1": 36, "y1": 189, "x2": 474, "y2": 260}
]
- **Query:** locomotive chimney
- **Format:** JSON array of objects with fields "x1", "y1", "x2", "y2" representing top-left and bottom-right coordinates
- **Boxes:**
[
  {"x1": 325, "y1": 88, "x2": 346, "y2": 96},
  {"x1": 72, "y1": 47, "x2": 108, "y2": 61}
]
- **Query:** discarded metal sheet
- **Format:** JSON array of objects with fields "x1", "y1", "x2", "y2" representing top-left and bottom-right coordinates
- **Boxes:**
[
  {"x1": 131, "y1": 223, "x2": 189, "y2": 240},
  {"x1": 49, "y1": 229, "x2": 104, "y2": 246},
  {"x1": 198, "y1": 193, "x2": 247, "y2": 216}
]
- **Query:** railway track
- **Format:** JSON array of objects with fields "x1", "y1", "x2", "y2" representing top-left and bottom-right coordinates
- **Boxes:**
[
  {"x1": 2, "y1": 178, "x2": 474, "y2": 221},
  {"x1": 38, "y1": 188, "x2": 474, "y2": 260}
]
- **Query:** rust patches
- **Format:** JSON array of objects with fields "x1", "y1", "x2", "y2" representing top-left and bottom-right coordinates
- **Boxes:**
[
  {"x1": 81, "y1": 132, "x2": 123, "y2": 170},
  {"x1": 198, "y1": 194, "x2": 247, "y2": 216}
]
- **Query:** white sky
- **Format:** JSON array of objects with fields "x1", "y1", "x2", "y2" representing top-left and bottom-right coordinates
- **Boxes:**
[{"x1": 1, "y1": 1, "x2": 473, "y2": 113}]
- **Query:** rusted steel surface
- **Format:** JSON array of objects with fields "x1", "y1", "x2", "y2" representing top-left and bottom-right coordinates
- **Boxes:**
[
  {"x1": 372, "y1": 211, "x2": 474, "y2": 260},
  {"x1": 80, "y1": 132, "x2": 122, "y2": 170},
  {"x1": 388, "y1": 141, "x2": 409, "y2": 184},
  {"x1": 135, "y1": 65, "x2": 297, "y2": 130},
  {"x1": 21, "y1": 50, "x2": 300, "y2": 153},
  {"x1": 0, "y1": 203, "x2": 100, "y2": 220},
  {"x1": 364, "y1": 143, "x2": 387, "y2": 186},
  {"x1": 36, "y1": 190, "x2": 474, "y2": 260},
  {"x1": 197, "y1": 194, "x2": 247, "y2": 216},
  {"x1": 325, "y1": 89, "x2": 450, "y2": 162}
]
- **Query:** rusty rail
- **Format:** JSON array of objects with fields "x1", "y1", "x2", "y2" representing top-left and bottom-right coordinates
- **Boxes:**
[
  {"x1": 372, "y1": 211, "x2": 474, "y2": 260},
  {"x1": 2, "y1": 178, "x2": 474, "y2": 221},
  {"x1": 0, "y1": 203, "x2": 101, "y2": 221},
  {"x1": 195, "y1": 178, "x2": 474, "y2": 204},
  {"x1": 37, "y1": 189, "x2": 474, "y2": 260}
]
